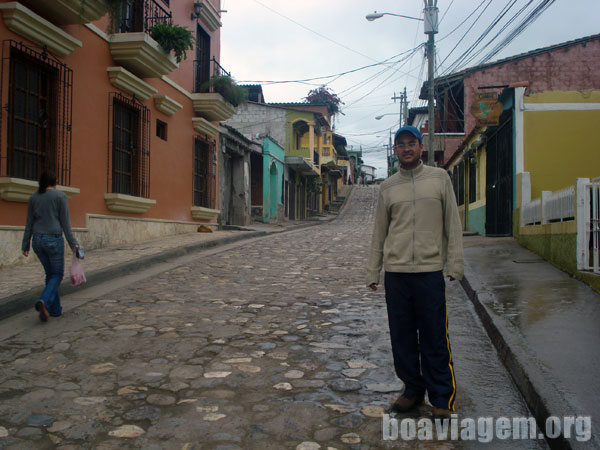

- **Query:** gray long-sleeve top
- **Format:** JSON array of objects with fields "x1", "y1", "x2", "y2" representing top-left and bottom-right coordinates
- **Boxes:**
[{"x1": 22, "y1": 188, "x2": 79, "y2": 252}]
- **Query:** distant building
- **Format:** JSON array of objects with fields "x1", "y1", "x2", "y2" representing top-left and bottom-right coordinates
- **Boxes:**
[
  {"x1": 241, "y1": 84, "x2": 266, "y2": 103},
  {"x1": 361, "y1": 165, "x2": 376, "y2": 184}
]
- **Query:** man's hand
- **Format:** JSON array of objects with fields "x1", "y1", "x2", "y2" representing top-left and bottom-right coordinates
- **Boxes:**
[
  {"x1": 22, "y1": 250, "x2": 29, "y2": 257},
  {"x1": 368, "y1": 283, "x2": 378, "y2": 291}
]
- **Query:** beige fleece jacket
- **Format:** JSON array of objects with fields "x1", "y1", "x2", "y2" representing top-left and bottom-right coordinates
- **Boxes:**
[{"x1": 366, "y1": 162, "x2": 464, "y2": 285}]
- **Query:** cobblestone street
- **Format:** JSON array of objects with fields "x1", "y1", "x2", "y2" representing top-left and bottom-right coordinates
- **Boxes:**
[{"x1": 0, "y1": 187, "x2": 542, "y2": 449}]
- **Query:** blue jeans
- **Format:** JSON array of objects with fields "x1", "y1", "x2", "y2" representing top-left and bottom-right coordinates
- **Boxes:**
[{"x1": 32, "y1": 234, "x2": 64, "y2": 317}]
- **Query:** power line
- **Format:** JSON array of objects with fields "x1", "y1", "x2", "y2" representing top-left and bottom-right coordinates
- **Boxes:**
[
  {"x1": 437, "y1": 0, "x2": 490, "y2": 43},
  {"x1": 336, "y1": 45, "x2": 424, "y2": 98},
  {"x1": 343, "y1": 45, "x2": 424, "y2": 107},
  {"x1": 436, "y1": 0, "x2": 496, "y2": 73},
  {"x1": 238, "y1": 49, "x2": 417, "y2": 86},
  {"x1": 334, "y1": 125, "x2": 395, "y2": 137},
  {"x1": 455, "y1": 0, "x2": 534, "y2": 70},
  {"x1": 251, "y1": 0, "x2": 378, "y2": 63},
  {"x1": 475, "y1": 0, "x2": 556, "y2": 65},
  {"x1": 438, "y1": 0, "x2": 456, "y2": 25}
]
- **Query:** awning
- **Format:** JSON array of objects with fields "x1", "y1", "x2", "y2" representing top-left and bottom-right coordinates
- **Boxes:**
[{"x1": 285, "y1": 156, "x2": 319, "y2": 177}]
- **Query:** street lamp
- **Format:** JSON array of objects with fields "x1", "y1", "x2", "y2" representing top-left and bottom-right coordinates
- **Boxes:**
[
  {"x1": 375, "y1": 113, "x2": 399, "y2": 120},
  {"x1": 366, "y1": 1, "x2": 439, "y2": 166},
  {"x1": 366, "y1": 11, "x2": 424, "y2": 22}
]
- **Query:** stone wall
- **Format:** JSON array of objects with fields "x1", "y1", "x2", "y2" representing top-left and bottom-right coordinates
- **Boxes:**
[{"x1": 225, "y1": 103, "x2": 287, "y2": 147}]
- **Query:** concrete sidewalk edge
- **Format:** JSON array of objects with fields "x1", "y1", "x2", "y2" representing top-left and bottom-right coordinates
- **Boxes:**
[
  {"x1": 461, "y1": 263, "x2": 593, "y2": 450},
  {"x1": 1, "y1": 230, "x2": 267, "y2": 320},
  {"x1": 0, "y1": 187, "x2": 355, "y2": 321}
]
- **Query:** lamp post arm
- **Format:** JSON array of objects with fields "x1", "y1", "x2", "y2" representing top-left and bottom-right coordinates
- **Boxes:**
[
  {"x1": 366, "y1": 11, "x2": 424, "y2": 22},
  {"x1": 384, "y1": 12, "x2": 424, "y2": 21}
]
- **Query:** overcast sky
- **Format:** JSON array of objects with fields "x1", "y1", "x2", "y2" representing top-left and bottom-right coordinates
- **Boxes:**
[{"x1": 220, "y1": 0, "x2": 599, "y2": 177}]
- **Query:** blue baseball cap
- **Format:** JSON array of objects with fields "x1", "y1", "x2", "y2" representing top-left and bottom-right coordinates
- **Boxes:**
[{"x1": 394, "y1": 125, "x2": 422, "y2": 143}]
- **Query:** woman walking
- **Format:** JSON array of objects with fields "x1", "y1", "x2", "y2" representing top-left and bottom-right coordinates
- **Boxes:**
[{"x1": 22, "y1": 170, "x2": 79, "y2": 322}]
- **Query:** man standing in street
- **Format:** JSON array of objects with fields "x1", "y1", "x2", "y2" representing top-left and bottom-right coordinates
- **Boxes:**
[{"x1": 366, "y1": 125, "x2": 464, "y2": 419}]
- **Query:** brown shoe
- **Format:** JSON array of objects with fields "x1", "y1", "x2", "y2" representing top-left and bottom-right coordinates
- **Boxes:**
[
  {"x1": 432, "y1": 407, "x2": 452, "y2": 419},
  {"x1": 36, "y1": 301, "x2": 49, "y2": 322},
  {"x1": 390, "y1": 394, "x2": 424, "y2": 413}
]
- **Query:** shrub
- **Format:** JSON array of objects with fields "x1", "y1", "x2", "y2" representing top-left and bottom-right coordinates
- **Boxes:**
[
  {"x1": 149, "y1": 22, "x2": 195, "y2": 64},
  {"x1": 199, "y1": 76, "x2": 248, "y2": 107}
]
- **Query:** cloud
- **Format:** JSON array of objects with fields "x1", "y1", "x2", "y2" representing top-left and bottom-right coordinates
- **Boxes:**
[{"x1": 220, "y1": 0, "x2": 600, "y2": 176}]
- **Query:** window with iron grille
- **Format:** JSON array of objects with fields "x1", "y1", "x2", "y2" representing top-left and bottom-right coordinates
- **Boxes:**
[
  {"x1": 193, "y1": 24, "x2": 211, "y2": 93},
  {"x1": 0, "y1": 40, "x2": 73, "y2": 185},
  {"x1": 193, "y1": 135, "x2": 216, "y2": 208},
  {"x1": 108, "y1": 93, "x2": 150, "y2": 198}
]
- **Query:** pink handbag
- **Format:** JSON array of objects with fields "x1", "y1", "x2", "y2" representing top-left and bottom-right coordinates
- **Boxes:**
[{"x1": 70, "y1": 253, "x2": 86, "y2": 286}]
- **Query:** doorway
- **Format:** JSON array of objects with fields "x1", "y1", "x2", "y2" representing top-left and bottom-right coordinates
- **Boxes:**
[{"x1": 485, "y1": 111, "x2": 513, "y2": 236}]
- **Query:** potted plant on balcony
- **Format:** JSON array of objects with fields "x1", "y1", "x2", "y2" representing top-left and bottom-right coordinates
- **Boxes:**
[
  {"x1": 199, "y1": 76, "x2": 248, "y2": 107},
  {"x1": 149, "y1": 22, "x2": 195, "y2": 64}
]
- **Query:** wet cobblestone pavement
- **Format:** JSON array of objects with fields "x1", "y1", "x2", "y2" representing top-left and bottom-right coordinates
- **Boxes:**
[{"x1": 0, "y1": 187, "x2": 544, "y2": 449}]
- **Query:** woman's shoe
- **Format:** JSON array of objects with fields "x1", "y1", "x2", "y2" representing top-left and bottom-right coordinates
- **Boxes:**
[{"x1": 35, "y1": 301, "x2": 49, "y2": 322}]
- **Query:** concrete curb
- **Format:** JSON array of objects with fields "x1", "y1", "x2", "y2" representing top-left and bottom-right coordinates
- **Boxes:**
[
  {"x1": 460, "y1": 262, "x2": 594, "y2": 450},
  {"x1": 0, "y1": 230, "x2": 267, "y2": 320},
  {"x1": 0, "y1": 192, "x2": 355, "y2": 321}
]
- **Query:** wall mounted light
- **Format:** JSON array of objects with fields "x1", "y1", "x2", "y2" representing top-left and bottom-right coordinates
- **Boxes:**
[{"x1": 191, "y1": 1, "x2": 203, "y2": 20}]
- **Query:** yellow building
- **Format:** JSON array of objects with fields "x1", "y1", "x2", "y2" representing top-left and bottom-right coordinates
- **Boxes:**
[
  {"x1": 445, "y1": 128, "x2": 487, "y2": 236},
  {"x1": 446, "y1": 87, "x2": 600, "y2": 290}
]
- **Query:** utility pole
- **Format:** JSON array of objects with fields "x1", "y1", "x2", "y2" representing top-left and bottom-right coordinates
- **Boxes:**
[
  {"x1": 391, "y1": 92, "x2": 403, "y2": 127},
  {"x1": 389, "y1": 129, "x2": 394, "y2": 175},
  {"x1": 424, "y1": 0, "x2": 438, "y2": 166},
  {"x1": 403, "y1": 87, "x2": 408, "y2": 126}
]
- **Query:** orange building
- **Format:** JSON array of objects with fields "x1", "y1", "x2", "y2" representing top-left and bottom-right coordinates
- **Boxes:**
[{"x1": 0, "y1": 0, "x2": 234, "y2": 266}]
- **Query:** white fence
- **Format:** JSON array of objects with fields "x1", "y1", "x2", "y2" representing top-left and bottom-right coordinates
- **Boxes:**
[
  {"x1": 520, "y1": 173, "x2": 599, "y2": 274},
  {"x1": 522, "y1": 198, "x2": 542, "y2": 225},
  {"x1": 521, "y1": 184, "x2": 574, "y2": 226},
  {"x1": 544, "y1": 186, "x2": 575, "y2": 222},
  {"x1": 578, "y1": 180, "x2": 600, "y2": 274}
]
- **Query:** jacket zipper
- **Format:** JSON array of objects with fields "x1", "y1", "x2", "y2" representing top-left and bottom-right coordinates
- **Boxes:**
[{"x1": 411, "y1": 169, "x2": 416, "y2": 268}]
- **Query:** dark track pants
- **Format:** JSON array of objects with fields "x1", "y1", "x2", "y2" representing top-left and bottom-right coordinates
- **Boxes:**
[{"x1": 384, "y1": 271, "x2": 456, "y2": 411}]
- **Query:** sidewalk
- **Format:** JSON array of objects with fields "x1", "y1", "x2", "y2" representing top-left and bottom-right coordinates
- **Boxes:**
[
  {"x1": 461, "y1": 235, "x2": 600, "y2": 450},
  {"x1": 0, "y1": 214, "x2": 336, "y2": 320}
]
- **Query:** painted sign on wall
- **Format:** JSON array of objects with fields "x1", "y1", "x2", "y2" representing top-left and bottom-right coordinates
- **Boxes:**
[{"x1": 471, "y1": 93, "x2": 503, "y2": 126}]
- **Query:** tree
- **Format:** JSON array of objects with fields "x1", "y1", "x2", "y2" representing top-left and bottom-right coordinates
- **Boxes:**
[{"x1": 305, "y1": 86, "x2": 344, "y2": 116}]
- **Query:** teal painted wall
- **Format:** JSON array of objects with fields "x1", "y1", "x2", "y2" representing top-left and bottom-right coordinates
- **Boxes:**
[
  {"x1": 468, "y1": 205, "x2": 486, "y2": 236},
  {"x1": 262, "y1": 137, "x2": 285, "y2": 223}
]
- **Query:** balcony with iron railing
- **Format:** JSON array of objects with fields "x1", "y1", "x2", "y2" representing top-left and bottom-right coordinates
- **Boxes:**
[
  {"x1": 191, "y1": 57, "x2": 236, "y2": 122},
  {"x1": 108, "y1": 0, "x2": 177, "y2": 79},
  {"x1": 194, "y1": 57, "x2": 231, "y2": 94},
  {"x1": 114, "y1": 0, "x2": 172, "y2": 34}
]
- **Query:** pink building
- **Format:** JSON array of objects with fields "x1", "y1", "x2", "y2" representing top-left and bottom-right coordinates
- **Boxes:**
[{"x1": 417, "y1": 34, "x2": 600, "y2": 165}]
